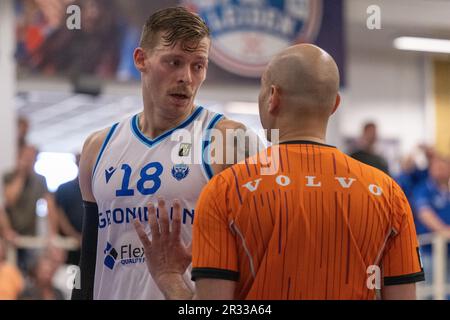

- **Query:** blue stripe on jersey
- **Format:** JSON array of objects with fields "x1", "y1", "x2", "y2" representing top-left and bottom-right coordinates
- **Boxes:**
[
  {"x1": 202, "y1": 113, "x2": 224, "y2": 180},
  {"x1": 92, "y1": 123, "x2": 119, "y2": 178},
  {"x1": 131, "y1": 106, "x2": 204, "y2": 148}
]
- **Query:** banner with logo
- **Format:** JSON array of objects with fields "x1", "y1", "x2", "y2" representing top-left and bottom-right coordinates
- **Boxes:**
[
  {"x1": 16, "y1": 0, "x2": 344, "y2": 84},
  {"x1": 186, "y1": 0, "x2": 345, "y2": 84}
]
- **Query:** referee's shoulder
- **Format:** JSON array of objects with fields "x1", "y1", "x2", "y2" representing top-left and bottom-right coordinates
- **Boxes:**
[
  {"x1": 211, "y1": 152, "x2": 263, "y2": 190},
  {"x1": 345, "y1": 153, "x2": 397, "y2": 192}
]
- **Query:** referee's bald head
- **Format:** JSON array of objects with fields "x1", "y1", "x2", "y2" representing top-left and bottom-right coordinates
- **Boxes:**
[{"x1": 258, "y1": 44, "x2": 341, "y2": 141}]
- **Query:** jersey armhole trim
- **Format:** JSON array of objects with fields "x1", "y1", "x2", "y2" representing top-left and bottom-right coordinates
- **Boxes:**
[
  {"x1": 202, "y1": 114, "x2": 224, "y2": 180},
  {"x1": 383, "y1": 271, "x2": 425, "y2": 286},
  {"x1": 191, "y1": 267, "x2": 239, "y2": 282},
  {"x1": 92, "y1": 122, "x2": 119, "y2": 179}
]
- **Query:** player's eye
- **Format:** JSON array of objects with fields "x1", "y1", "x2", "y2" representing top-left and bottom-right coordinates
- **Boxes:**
[
  {"x1": 194, "y1": 63, "x2": 205, "y2": 71},
  {"x1": 168, "y1": 59, "x2": 181, "y2": 67}
]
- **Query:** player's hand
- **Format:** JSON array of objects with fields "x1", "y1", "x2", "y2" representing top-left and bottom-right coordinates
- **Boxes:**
[
  {"x1": 3, "y1": 228, "x2": 18, "y2": 245},
  {"x1": 133, "y1": 198, "x2": 192, "y2": 287}
]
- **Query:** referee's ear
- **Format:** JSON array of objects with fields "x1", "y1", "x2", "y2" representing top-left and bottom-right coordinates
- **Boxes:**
[
  {"x1": 331, "y1": 93, "x2": 341, "y2": 115},
  {"x1": 268, "y1": 85, "x2": 281, "y2": 115}
]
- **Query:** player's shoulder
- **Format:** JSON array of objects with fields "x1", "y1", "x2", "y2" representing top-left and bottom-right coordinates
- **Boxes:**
[
  {"x1": 215, "y1": 117, "x2": 247, "y2": 131},
  {"x1": 78, "y1": 125, "x2": 119, "y2": 200},
  {"x1": 82, "y1": 125, "x2": 117, "y2": 160}
]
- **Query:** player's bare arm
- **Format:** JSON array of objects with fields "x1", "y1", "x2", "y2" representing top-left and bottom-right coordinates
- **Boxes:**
[
  {"x1": 210, "y1": 118, "x2": 261, "y2": 175},
  {"x1": 71, "y1": 126, "x2": 110, "y2": 300},
  {"x1": 79, "y1": 127, "x2": 111, "y2": 202}
]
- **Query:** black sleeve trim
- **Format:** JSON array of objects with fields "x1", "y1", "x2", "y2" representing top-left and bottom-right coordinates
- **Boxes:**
[
  {"x1": 384, "y1": 271, "x2": 425, "y2": 286},
  {"x1": 191, "y1": 268, "x2": 239, "y2": 282},
  {"x1": 71, "y1": 201, "x2": 99, "y2": 300}
]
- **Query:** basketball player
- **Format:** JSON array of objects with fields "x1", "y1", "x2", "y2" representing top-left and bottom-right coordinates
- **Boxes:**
[
  {"x1": 72, "y1": 7, "x2": 255, "y2": 300},
  {"x1": 135, "y1": 44, "x2": 425, "y2": 299}
]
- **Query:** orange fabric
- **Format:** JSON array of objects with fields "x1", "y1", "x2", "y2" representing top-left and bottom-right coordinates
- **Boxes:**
[
  {"x1": 192, "y1": 144, "x2": 423, "y2": 299},
  {"x1": 0, "y1": 263, "x2": 24, "y2": 300}
]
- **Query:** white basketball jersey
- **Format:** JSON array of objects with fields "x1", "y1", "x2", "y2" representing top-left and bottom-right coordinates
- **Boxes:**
[{"x1": 91, "y1": 106, "x2": 223, "y2": 299}]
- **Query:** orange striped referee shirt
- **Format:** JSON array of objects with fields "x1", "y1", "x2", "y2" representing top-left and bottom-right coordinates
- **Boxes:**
[{"x1": 191, "y1": 141, "x2": 424, "y2": 299}]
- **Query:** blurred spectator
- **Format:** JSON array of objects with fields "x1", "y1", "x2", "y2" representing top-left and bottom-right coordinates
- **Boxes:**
[
  {"x1": 28, "y1": 0, "x2": 122, "y2": 78},
  {"x1": 350, "y1": 122, "x2": 390, "y2": 174},
  {"x1": 0, "y1": 239, "x2": 24, "y2": 300},
  {"x1": 17, "y1": 115, "x2": 30, "y2": 149},
  {"x1": 0, "y1": 115, "x2": 31, "y2": 243},
  {"x1": 413, "y1": 154, "x2": 450, "y2": 235},
  {"x1": 16, "y1": 0, "x2": 181, "y2": 80},
  {"x1": 0, "y1": 208, "x2": 18, "y2": 244},
  {"x1": 45, "y1": 245, "x2": 74, "y2": 300},
  {"x1": 49, "y1": 154, "x2": 83, "y2": 266},
  {"x1": 2, "y1": 145, "x2": 56, "y2": 272},
  {"x1": 396, "y1": 145, "x2": 435, "y2": 200},
  {"x1": 0, "y1": 182, "x2": 17, "y2": 243},
  {"x1": 19, "y1": 253, "x2": 65, "y2": 300},
  {"x1": 15, "y1": 0, "x2": 50, "y2": 65},
  {"x1": 412, "y1": 154, "x2": 450, "y2": 292}
]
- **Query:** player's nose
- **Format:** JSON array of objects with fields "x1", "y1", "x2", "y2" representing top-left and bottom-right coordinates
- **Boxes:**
[{"x1": 177, "y1": 65, "x2": 192, "y2": 85}]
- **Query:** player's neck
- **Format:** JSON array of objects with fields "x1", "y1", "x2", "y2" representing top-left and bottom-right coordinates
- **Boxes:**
[{"x1": 139, "y1": 105, "x2": 195, "y2": 139}]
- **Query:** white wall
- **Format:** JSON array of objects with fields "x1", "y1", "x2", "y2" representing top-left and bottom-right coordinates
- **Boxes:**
[
  {"x1": 338, "y1": 47, "x2": 427, "y2": 157},
  {"x1": 0, "y1": 0, "x2": 17, "y2": 179}
]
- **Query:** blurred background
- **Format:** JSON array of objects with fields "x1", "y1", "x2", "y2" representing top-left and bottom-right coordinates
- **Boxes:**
[{"x1": 0, "y1": 0, "x2": 449, "y2": 300}]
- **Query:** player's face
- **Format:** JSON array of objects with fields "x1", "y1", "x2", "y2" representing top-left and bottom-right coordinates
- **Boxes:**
[{"x1": 143, "y1": 36, "x2": 210, "y2": 116}]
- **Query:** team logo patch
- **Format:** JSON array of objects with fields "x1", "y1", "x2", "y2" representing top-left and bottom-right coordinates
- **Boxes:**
[
  {"x1": 105, "y1": 166, "x2": 116, "y2": 183},
  {"x1": 185, "y1": 0, "x2": 323, "y2": 77},
  {"x1": 103, "y1": 241, "x2": 146, "y2": 270},
  {"x1": 178, "y1": 143, "x2": 191, "y2": 157},
  {"x1": 172, "y1": 164, "x2": 190, "y2": 181},
  {"x1": 103, "y1": 242, "x2": 118, "y2": 270}
]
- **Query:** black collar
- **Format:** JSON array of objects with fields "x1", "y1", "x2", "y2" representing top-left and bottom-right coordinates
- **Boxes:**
[{"x1": 278, "y1": 140, "x2": 336, "y2": 148}]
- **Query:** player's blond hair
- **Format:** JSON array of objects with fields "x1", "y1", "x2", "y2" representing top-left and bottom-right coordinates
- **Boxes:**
[{"x1": 139, "y1": 6, "x2": 210, "y2": 52}]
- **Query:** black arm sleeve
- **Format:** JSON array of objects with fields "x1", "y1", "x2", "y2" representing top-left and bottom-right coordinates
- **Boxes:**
[{"x1": 71, "y1": 201, "x2": 99, "y2": 300}]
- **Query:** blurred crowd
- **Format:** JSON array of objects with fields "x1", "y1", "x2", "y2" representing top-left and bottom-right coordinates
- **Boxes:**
[
  {"x1": 0, "y1": 115, "x2": 83, "y2": 300},
  {"x1": 349, "y1": 122, "x2": 450, "y2": 239},
  {"x1": 15, "y1": 0, "x2": 177, "y2": 81},
  {"x1": 349, "y1": 121, "x2": 450, "y2": 295}
]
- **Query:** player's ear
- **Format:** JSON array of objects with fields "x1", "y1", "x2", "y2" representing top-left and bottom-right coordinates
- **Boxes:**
[
  {"x1": 331, "y1": 93, "x2": 341, "y2": 115},
  {"x1": 133, "y1": 47, "x2": 147, "y2": 72},
  {"x1": 268, "y1": 85, "x2": 281, "y2": 115}
]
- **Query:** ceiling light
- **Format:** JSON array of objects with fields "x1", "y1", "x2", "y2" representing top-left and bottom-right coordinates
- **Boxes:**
[{"x1": 393, "y1": 37, "x2": 450, "y2": 54}]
